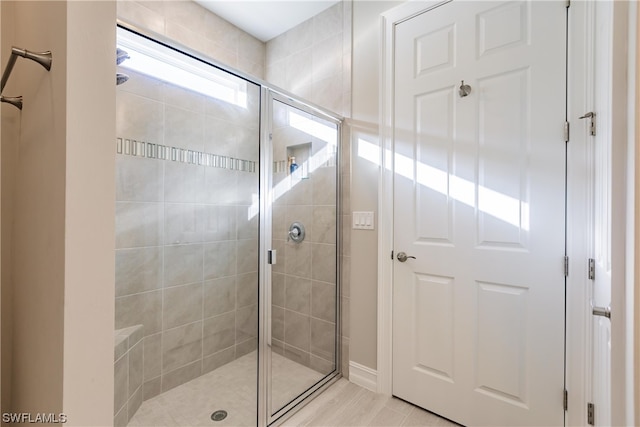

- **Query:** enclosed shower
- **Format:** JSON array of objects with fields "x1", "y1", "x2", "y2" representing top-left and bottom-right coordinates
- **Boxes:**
[{"x1": 113, "y1": 25, "x2": 341, "y2": 427}]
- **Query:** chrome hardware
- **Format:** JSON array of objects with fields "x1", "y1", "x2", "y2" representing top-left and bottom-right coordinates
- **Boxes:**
[
  {"x1": 592, "y1": 305, "x2": 611, "y2": 319},
  {"x1": 0, "y1": 95, "x2": 23, "y2": 110},
  {"x1": 1, "y1": 46, "x2": 52, "y2": 110},
  {"x1": 1, "y1": 47, "x2": 52, "y2": 93},
  {"x1": 13, "y1": 47, "x2": 52, "y2": 72},
  {"x1": 579, "y1": 111, "x2": 596, "y2": 136},
  {"x1": 458, "y1": 80, "x2": 471, "y2": 97},
  {"x1": 587, "y1": 402, "x2": 595, "y2": 425},
  {"x1": 287, "y1": 222, "x2": 305, "y2": 243},
  {"x1": 267, "y1": 250, "x2": 277, "y2": 265},
  {"x1": 396, "y1": 252, "x2": 416, "y2": 262},
  {"x1": 588, "y1": 258, "x2": 595, "y2": 280}
]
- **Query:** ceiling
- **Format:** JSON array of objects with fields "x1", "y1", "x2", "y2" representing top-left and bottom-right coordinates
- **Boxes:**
[{"x1": 194, "y1": 0, "x2": 340, "y2": 42}]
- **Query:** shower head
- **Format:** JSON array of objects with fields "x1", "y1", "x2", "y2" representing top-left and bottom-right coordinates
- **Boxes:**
[
  {"x1": 116, "y1": 48, "x2": 130, "y2": 85},
  {"x1": 116, "y1": 48, "x2": 130, "y2": 65},
  {"x1": 116, "y1": 73, "x2": 129, "y2": 85}
]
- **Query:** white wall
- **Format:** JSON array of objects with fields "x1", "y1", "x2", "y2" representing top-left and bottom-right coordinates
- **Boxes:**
[
  {"x1": 0, "y1": 1, "x2": 116, "y2": 424},
  {"x1": 350, "y1": 0, "x2": 402, "y2": 370},
  {"x1": 611, "y1": 3, "x2": 636, "y2": 425},
  {"x1": 63, "y1": 2, "x2": 116, "y2": 424}
]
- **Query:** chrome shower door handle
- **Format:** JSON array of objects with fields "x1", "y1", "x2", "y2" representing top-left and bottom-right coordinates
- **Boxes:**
[{"x1": 396, "y1": 252, "x2": 416, "y2": 262}]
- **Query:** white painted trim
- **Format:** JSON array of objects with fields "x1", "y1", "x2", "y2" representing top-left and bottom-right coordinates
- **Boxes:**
[
  {"x1": 611, "y1": 1, "x2": 636, "y2": 424},
  {"x1": 377, "y1": 12, "x2": 392, "y2": 398},
  {"x1": 627, "y1": 5, "x2": 638, "y2": 425},
  {"x1": 349, "y1": 361, "x2": 378, "y2": 393},
  {"x1": 566, "y1": 2, "x2": 592, "y2": 425}
]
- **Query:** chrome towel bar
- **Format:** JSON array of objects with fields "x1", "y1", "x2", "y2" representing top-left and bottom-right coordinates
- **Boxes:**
[{"x1": 0, "y1": 46, "x2": 52, "y2": 110}]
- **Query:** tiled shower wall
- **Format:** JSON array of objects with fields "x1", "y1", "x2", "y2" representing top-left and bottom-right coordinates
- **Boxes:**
[
  {"x1": 117, "y1": 0, "x2": 265, "y2": 79},
  {"x1": 117, "y1": 0, "x2": 352, "y2": 383},
  {"x1": 266, "y1": 1, "x2": 352, "y2": 378},
  {"x1": 115, "y1": 0, "x2": 266, "y2": 406},
  {"x1": 115, "y1": 67, "x2": 260, "y2": 402}
]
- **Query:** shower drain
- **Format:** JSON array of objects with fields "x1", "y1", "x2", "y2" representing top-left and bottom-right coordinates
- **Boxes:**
[{"x1": 211, "y1": 410, "x2": 228, "y2": 422}]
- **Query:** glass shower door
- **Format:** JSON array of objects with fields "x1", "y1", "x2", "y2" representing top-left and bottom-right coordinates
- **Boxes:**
[
  {"x1": 265, "y1": 93, "x2": 341, "y2": 423},
  {"x1": 115, "y1": 25, "x2": 261, "y2": 427}
]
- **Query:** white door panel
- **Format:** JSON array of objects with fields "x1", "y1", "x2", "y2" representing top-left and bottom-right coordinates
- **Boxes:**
[{"x1": 392, "y1": 1, "x2": 566, "y2": 425}]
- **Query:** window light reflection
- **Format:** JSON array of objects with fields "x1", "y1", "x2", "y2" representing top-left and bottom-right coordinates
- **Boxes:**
[
  {"x1": 357, "y1": 138, "x2": 529, "y2": 230},
  {"x1": 288, "y1": 111, "x2": 337, "y2": 145},
  {"x1": 246, "y1": 110, "x2": 338, "y2": 220},
  {"x1": 247, "y1": 143, "x2": 336, "y2": 221}
]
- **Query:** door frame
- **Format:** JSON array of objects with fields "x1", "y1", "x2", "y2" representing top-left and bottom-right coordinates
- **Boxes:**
[{"x1": 377, "y1": 1, "x2": 636, "y2": 426}]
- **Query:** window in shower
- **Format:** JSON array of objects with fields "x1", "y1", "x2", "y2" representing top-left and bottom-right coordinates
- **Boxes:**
[{"x1": 117, "y1": 27, "x2": 248, "y2": 107}]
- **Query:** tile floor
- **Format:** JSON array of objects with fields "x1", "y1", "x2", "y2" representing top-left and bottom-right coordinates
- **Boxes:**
[
  {"x1": 281, "y1": 379, "x2": 459, "y2": 427},
  {"x1": 129, "y1": 351, "x2": 457, "y2": 427}
]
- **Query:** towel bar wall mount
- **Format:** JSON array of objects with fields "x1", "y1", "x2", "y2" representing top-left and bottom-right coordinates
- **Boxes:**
[{"x1": 0, "y1": 47, "x2": 52, "y2": 110}]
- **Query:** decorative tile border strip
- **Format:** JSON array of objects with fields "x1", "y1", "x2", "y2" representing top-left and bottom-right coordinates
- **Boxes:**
[{"x1": 116, "y1": 138, "x2": 256, "y2": 173}]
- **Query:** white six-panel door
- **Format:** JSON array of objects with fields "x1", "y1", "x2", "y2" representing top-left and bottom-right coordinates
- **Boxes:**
[{"x1": 392, "y1": 1, "x2": 566, "y2": 425}]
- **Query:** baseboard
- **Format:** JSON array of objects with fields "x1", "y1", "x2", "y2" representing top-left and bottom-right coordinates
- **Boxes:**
[{"x1": 348, "y1": 361, "x2": 378, "y2": 392}]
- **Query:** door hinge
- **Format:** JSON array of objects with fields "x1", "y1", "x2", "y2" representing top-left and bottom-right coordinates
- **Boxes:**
[
  {"x1": 564, "y1": 121, "x2": 570, "y2": 142},
  {"x1": 563, "y1": 389, "x2": 568, "y2": 411},
  {"x1": 267, "y1": 249, "x2": 277, "y2": 265},
  {"x1": 587, "y1": 402, "x2": 595, "y2": 425},
  {"x1": 564, "y1": 256, "x2": 569, "y2": 277},
  {"x1": 391, "y1": 250, "x2": 394, "y2": 260},
  {"x1": 588, "y1": 258, "x2": 595, "y2": 280}
]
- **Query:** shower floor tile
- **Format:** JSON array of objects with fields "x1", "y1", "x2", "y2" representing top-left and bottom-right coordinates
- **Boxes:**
[{"x1": 128, "y1": 351, "x2": 325, "y2": 427}]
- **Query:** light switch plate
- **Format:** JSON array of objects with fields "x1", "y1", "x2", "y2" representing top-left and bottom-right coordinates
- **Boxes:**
[{"x1": 353, "y1": 211, "x2": 374, "y2": 230}]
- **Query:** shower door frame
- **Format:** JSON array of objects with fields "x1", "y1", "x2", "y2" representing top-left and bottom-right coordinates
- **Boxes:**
[
  {"x1": 116, "y1": 20, "x2": 343, "y2": 427},
  {"x1": 258, "y1": 89, "x2": 343, "y2": 427}
]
